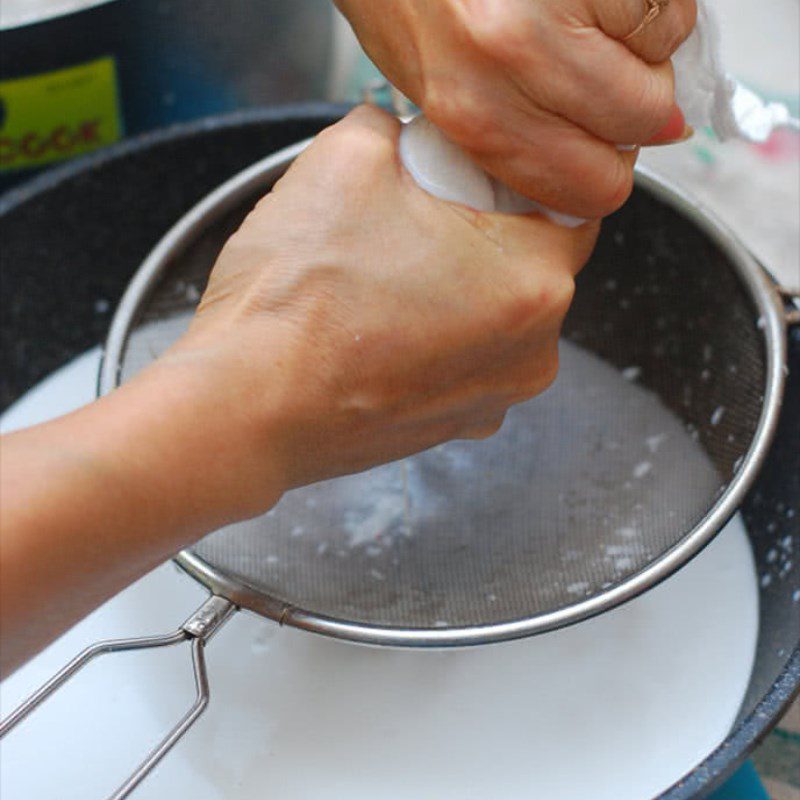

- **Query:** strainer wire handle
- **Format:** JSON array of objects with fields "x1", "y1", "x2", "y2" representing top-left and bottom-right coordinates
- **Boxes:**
[{"x1": 0, "y1": 595, "x2": 235, "y2": 800}]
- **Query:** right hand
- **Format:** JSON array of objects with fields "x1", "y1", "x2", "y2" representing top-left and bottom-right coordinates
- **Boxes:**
[
  {"x1": 0, "y1": 106, "x2": 598, "y2": 669},
  {"x1": 0, "y1": 105, "x2": 598, "y2": 672},
  {"x1": 153, "y1": 105, "x2": 599, "y2": 520}
]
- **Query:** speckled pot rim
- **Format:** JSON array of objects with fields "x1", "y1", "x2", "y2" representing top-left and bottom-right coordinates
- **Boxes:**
[
  {"x1": 0, "y1": 103, "x2": 353, "y2": 214},
  {"x1": 662, "y1": 651, "x2": 800, "y2": 798}
]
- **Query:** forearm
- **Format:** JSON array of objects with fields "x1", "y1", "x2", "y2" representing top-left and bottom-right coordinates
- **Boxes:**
[
  {"x1": 0, "y1": 106, "x2": 597, "y2": 676},
  {"x1": 0, "y1": 361, "x2": 283, "y2": 677}
]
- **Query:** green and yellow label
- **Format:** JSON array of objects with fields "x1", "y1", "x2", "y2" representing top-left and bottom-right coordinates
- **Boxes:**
[{"x1": 0, "y1": 57, "x2": 122, "y2": 171}]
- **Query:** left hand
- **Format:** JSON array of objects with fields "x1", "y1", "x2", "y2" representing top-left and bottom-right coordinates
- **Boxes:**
[{"x1": 335, "y1": 0, "x2": 697, "y2": 219}]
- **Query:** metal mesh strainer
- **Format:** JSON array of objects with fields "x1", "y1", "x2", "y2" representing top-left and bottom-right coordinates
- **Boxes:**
[
  {"x1": 102, "y1": 141, "x2": 788, "y2": 646},
  {"x1": 2, "y1": 140, "x2": 795, "y2": 799}
]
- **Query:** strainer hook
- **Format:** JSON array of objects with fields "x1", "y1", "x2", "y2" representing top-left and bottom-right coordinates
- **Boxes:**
[{"x1": 0, "y1": 595, "x2": 235, "y2": 800}]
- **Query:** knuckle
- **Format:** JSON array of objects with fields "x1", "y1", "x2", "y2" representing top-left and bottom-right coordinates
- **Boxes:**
[
  {"x1": 466, "y1": 6, "x2": 532, "y2": 67},
  {"x1": 509, "y1": 349, "x2": 560, "y2": 403},
  {"x1": 342, "y1": 127, "x2": 386, "y2": 164},
  {"x1": 538, "y1": 349, "x2": 561, "y2": 391},
  {"x1": 500, "y1": 269, "x2": 575, "y2": 334},
  {"x1": 662, "y1": 25, "x2": 686, "y2": 58},
  {"x1": 627, "y1": 1, "x2": 695, "y2": 61},
  {"x1": 520, "y1": 354, "x2": 560, "y2": 399},
  {"x1": 316, "y1": 112, "x2": 392, "y2": 165},
  {"x1": 546, "y1": 270, "x2": 577, "y2": 317},
  {"x1": 632, "y1": 16, "x2": 692, "y2": 64},
  {"x1": 424, "y1": 88, "x2": 500, "y2": 153},
  {"x1": 498, "y1": 285, "x2": 545, "y2": 334},
  {"x1": 561, "y1": 153, "x2": 633, "y2": 217},
  {"x1": 668, "y1": 0, "x2": 697, "y2": 52},
  {"x1": 682, "y1": 0, "x2": 698, "y2": 34},
  {"x1": 595, "y1": 157, "x2": 634, "y2": 215},
  {"x1": 643, "y1": 21, "x2": 689, "y2": 63},
  {"x1": 468, "y1": 415, "x2": 506, "y2": 441}
]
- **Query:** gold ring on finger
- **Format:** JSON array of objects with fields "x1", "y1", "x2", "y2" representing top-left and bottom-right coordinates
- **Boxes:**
[{"x1": 623, "y1": 0, "x2": 671, "y2": 41}]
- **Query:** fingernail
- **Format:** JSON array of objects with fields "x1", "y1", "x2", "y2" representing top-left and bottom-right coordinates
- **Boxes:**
[
  {"x1": 646, "y1": 124, "x2": 694, "y2": 146},
  {"x1": 644, "y1": 105, "x2": 692, "y2": 146}
]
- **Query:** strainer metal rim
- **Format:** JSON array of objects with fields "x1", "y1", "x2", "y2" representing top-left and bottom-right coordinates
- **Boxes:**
[{"x1": 98, "y1": 140, "x2": 787, "y2": 648}]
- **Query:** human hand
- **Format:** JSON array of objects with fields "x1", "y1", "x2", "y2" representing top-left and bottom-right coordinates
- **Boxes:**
[
  {"x1": 335, "y1": 0, "x2": 696, "y2": 218},
  {"x1": 161, "y1": 105, "x2": 599, "y2": 520},
  {"x1": 0, "y1": 105, "x2": 597, "y2": 670}
]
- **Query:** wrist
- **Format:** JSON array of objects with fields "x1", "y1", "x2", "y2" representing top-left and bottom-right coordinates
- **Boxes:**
[{"x1": 93, "y1": 352, "x2": 288, "y2": 541}]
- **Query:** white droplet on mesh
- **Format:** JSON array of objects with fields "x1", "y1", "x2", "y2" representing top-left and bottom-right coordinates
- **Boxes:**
[
  {"x1": 605, "y1": 544, "x2": 634, "y2": 556},
  {"x1": 567, "y1": 581, "x2": 590, "y2": 595},
  {"x1": 645, "y1": 434, "x2": 667, "y2": 453}
]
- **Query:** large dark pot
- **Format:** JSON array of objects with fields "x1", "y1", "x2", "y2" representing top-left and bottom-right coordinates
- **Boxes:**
[{"x1": 0, "y1": 105, "x2": 797, "y2": 798}]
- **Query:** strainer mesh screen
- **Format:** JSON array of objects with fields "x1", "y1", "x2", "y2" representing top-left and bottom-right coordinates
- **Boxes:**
[{"x1": 119, "y1": 187, "x2": 766, "y2": 630}]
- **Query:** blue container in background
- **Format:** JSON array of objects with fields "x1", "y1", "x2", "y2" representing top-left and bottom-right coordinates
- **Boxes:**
[{"x1": 708, "y1": 761, "x2": 770, "y2": 800}]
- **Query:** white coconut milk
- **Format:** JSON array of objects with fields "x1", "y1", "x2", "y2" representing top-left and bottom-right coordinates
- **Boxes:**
[{"x1": 0, "y1": 348, "x2": 759, "y2": 799}]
